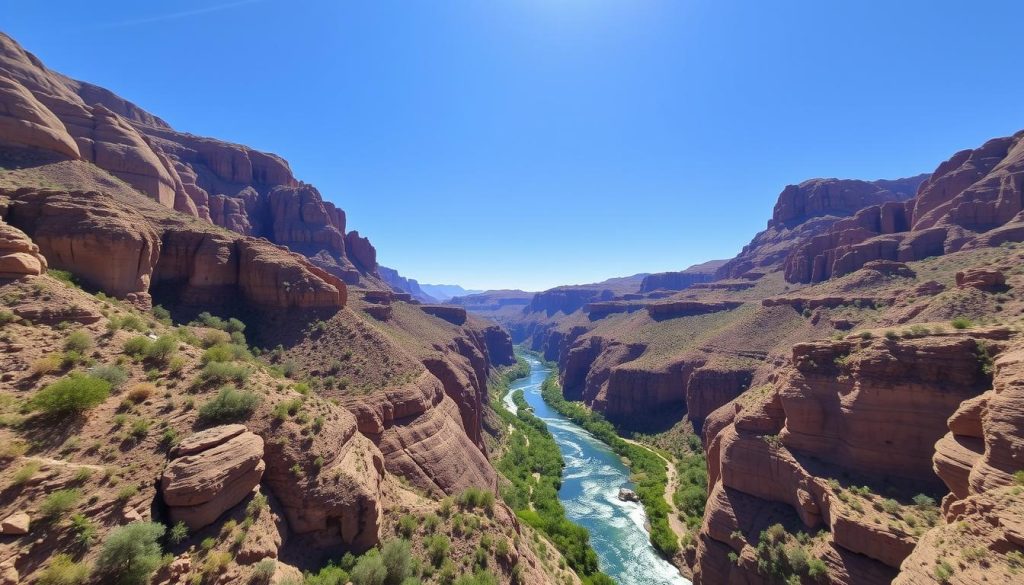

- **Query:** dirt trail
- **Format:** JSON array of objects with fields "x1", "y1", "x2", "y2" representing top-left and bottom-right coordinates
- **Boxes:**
[{"x1": 622, "y1": 438, "x2": 687, "y2": 544}]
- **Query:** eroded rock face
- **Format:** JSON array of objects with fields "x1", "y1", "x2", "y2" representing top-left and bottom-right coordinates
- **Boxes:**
[
  {"x1": 695, "y1": 330, "x2": 1007, "y2": 584},
  {"x1": 640, "y1": 260, "x2": 723, "y2": 293},
  {"x1": 161, "y1": 425, "x2": 266, "y2": 531},
  {"x1": 2, "y1": 188, "x2": 346, "y2": 310},
  {"x1": 0, "y1": 218, "x2": 45, "y2": 278},
  {"x1": 955, "y1": 267, "x2": 1006, "y2": 291},
  {"x1": 0, "y1": 32, "x2": 381, "y2": 286},
  {"x1": 339, "y1": 372, "x2": 497, "y2": 496},
  {"x1": 785, "y1": 131, "x2": 1024, "y2": 283},
  {"x1": 717, "y1": 175, "x2": 925, "y2": 279}
]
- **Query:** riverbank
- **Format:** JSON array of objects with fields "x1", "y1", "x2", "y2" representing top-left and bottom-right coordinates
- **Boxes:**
[
  {"x1": 490, "y1": 358, "x2": 615, "y2": 585},
  {"x1": 502, "y1": 354, "x2": 690, "y2": 585},
  {"x1": 538, "y1": 370, "x2": 681, "y2": 559}
]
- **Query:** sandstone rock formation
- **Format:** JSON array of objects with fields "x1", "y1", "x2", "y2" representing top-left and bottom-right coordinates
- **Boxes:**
[
  {"x1": 378, "y1": 265, "x2": 437, "y2": 302},
  {"x1": 640, "y1": 260, "x2": 725, "y2": 293},
  {"x1": 1, "y1": 187, "x2": 346, "y2": 310},
  {"x1": 694, "y1": 329, "x2": 1009, "y2": 584},
  {"x1": 0, "y1": 32, "x2": 382, "y2": 288},
  {"x1": 785, "y1": 132, "x2": 1024, "y2": 283},
  {"x1": 161, "y1": 425, "x2": 266, "y2": 531},
  {"x1": 0, "y1": 511, "x2": 29, "y2": 535},
  {"x1": 718, "y1": 175, "x2": 926, "y2": 279},
  {"x1": 0, "y1": 217, "x2": 45, "y2": 278},
  {"x1": 955, "y1": 267, "x2": 1006, "y2": 291}
]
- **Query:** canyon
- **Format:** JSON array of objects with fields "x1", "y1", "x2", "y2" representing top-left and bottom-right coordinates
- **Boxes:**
[{"x1": 1, "y1": 26, "x2": 1024, "y2": 585}]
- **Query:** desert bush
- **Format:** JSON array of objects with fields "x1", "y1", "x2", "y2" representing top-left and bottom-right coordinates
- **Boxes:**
[
  {"x1": 41, "y1": 488, "x2": 80, "y2": 519},
  {"x1": 31, "y1": 374, "x2": 111, "y2": 415},
  {"x1": 70, "y1": 513, "x2": 97, "y2": 546},
  {"x1": 951, "y1": 316, "x2": 974, "y2": 329},
  {"x1": 95, "y1": 522, "x2": 165, "y2": 585},
  {"x1": 151, "y1": 305, "x2": 171, "y2": 324},
  {"x1": 427, "y1": 534, "x2": 450, "y2": 567},
  {"x1": 0, "y1": 309, "x2": 15, "y2": 326},
  {"x1": 169, "y1": 521, "x2": 189, "y2": 545},
  {"x1": 251, "y1": 559, "x2": 276, "y2": 584},
  {"x1": 350, "y1": 551, "x2": 387, "y2": 585},
  {"x1": 198, "y1": 387, "x2": 260, "y2": 424},
  {"x1": 201, "y1": 343, "x2": 250, "y2": 364},
  {"x1": 37, "y1": 554, "x2": 90, "y2": 585},
  {"x1": 123, "y1": 336, "x2": 152, "y2": 357},
  {"x1": 12, "y1": 461, "x2": 40, "y2": 484},
  {"x1": 64, "y1": 330, "x2": 93, "y2": 352},
  {"x1": 199, "y1": 361, "x2": 251, "y2": 384},
  {"x1": 144, "y1": 335, "x2": 178, "y2": 363},
  {"x1": 30, "y1": 354, "x2": 63, "y2": 376},
  {"x1": 88, "y1": 364, "x2": 128, "y2": 390},
  {"x1": 126, "y1": 383, "x2": 156, "y2": 404},
  {"x1": 380, "y1": 539, "x2": 412, "y2": 585}
]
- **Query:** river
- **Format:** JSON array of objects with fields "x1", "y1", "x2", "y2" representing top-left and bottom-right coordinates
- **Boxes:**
[{"x1": 504, "y1": 354, "x2": 691, "y2": 585}]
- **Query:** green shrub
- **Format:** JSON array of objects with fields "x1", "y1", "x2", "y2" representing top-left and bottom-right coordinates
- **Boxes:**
[
  {"x1": 123, "y1": 336, "x2": 152, "y2": 357},
  {"x1": 144, "y1": 335, "x2": 178, "y2": 363},
  {"x1": 398, "y1": 514, "x2": 417, "y2": 538},
  {"x1": 169, "y1": 521, "x2": 189, "y2": 545},
  {"x1": 0, "y1": 309, "x2": 15, "y2": 326},
  {"x1": 71, "y1": 513, "x2": 97, "y2": 546},
  {"x1": 31, "y1": 374, "x2": 110, "y2": 415},
  {"x1": 201, "y1": 343, "x2": 250, "y2": 364},
  {"x1": 951, "y1": 316, "x2": 974, "y2": 330},
  {"x1": 934, "y1": 559, "x2": 953, "y2": 584},
  {"x1": 427, "y1": 534, "x2": 450, "y2": 567},
  {"x1": 251, "y1": 559, "x2": 276, "y2": 584},
  {"x1": 151, "y1": 305, "x2": 171, "y2": 324},
  {"x1": 37, "y1": 554, "x2": 90, "y2": 585},
  {"x1": 49, "y1": 269, "x2": 79, "y2": 287},
  {"x1": 41, "y1": 488, "x2": 80, "y2": 519},
  {"x1": 807, "y1": 557, "x2": 828, "y2": 581},
  {"x1": 380, "y1": 539, "x2": 413, "y2": 585},
  {"x1": 88, "y1": 364, "x2": 128, "y2": 390},
  {"x1": 351, "y1": 551, "x2": 387, "y2": 585},
  {"x1": 199, "y1": 361, "x2": 251, "y2": 384},
  {"x1": 64, "y1": 330, "x2": 93, "y2": 353},
  {"x1": 198, "y1": 387, "x2": 260, "y2": 424},
  {"x1": 913, "y1": 493, "x2": 936, "y2": 508}
]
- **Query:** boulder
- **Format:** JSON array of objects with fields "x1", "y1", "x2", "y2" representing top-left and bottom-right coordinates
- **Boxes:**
[
  {"x1": 161, "y1": 426, "x2": 265, "y2": 531},
  {"x1": 0, "y1": 219, "x2": 46, "y2": 278},
  {"x1": 0, "y1": 511, "x2": 29, "y2": 535},
  {"x1": 955, "y1": 268, "x2": 1006, "y2": 291}
]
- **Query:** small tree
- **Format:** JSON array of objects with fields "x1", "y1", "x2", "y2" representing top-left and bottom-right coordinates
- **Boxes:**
[{"x1": 95, "y1": 522, "x2": 165, "y2": 585}]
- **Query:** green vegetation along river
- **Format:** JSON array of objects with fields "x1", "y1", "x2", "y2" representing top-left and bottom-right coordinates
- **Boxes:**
[{"x1": 505, "y1": 354, "x2": 691, "y2": 585}]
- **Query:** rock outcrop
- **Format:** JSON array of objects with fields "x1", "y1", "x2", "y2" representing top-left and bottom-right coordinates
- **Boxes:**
[
  {"x1": 0, "y1": 217, "x2": 45, "y2": 278},
  {"x1": 378, "y1": 265, "x2": 436, "y2": 302},
  {"x1": 695, "y1": 329, "x2": 1008, "y2": 584},
  {"x1": 0, "y1": 32, "x2": 382, "y2": 287},
  {"x1": 1, "y1": 187, "x2": 346, "y2": 310},
  {"x1": 339, "y1": 372, "x2": 497, "y2": 496},
  {"x1": 640, "y1": 260, "x2": 725, "y2": 293},
  {"x1": 161, "y1": 425, "x2": 266, "y2": 531},
  {"x1": 718, "y1": 175, "x2": 926, "y2": 279},
  {"x1": 785, "y1": 132, "x2": 1024, "y2": 283}
]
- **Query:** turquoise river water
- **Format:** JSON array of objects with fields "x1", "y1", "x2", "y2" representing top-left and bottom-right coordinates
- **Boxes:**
[{"x1": 504, "y1": 354, "x2": 691, "y2": 585}]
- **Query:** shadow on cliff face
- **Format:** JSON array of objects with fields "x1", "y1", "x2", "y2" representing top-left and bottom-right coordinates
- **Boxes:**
[{"x1": 150, "y1": 283, "x2": 339, "y2": 349}]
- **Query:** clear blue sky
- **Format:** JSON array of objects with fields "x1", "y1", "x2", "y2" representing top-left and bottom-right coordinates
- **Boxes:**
[{"x1": 6, "y1": 1, "x2": 1024, "y2": 290}]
